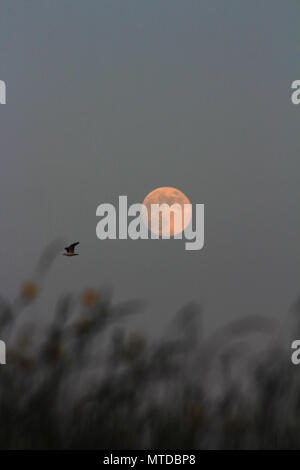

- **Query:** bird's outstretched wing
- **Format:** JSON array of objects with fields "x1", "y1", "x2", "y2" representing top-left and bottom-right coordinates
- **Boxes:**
[{"x1": 65, "y1": 242, "x2": 80, "y2": 253}]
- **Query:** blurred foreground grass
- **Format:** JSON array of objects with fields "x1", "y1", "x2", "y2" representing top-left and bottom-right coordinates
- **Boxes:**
[{"x1": 0, "y1": 241, "x2": 299, "y2": 449}]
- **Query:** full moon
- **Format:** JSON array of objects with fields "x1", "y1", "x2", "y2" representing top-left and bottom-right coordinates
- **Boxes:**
[{"x1": 142, "y1": 187, "x2": 192, "y2": 237}]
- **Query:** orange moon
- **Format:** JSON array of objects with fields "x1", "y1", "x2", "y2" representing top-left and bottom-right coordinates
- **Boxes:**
[{"x1": 142, "y1": 187, "x2": 192, "y2": 237}]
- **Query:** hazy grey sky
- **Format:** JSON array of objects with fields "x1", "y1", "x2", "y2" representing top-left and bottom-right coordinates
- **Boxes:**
[{"x1": 0, "y1": 0, "x2": 299, "y2": 334}]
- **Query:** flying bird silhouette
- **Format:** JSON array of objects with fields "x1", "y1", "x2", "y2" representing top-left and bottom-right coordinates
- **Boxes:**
[{"x1": 63, "y1": 242, "x2": 80, "y2": 257}]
